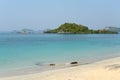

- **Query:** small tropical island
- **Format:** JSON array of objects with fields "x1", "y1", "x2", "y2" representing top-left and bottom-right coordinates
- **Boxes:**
[{"x1": 44, "y1": 23, "x2": 118, "y2": 34}]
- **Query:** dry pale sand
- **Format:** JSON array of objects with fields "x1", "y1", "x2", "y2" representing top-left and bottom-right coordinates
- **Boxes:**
[{"x1": 1, "y1": 57, "x2": 120, "y2": 80}]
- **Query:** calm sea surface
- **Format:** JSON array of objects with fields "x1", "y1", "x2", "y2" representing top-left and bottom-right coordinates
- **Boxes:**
[{"x1": 0, "y1": 33, "x2": 120, "y2": 73}]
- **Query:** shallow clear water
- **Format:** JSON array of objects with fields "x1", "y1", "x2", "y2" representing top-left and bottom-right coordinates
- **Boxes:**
[{"x1": 0, "y1": 33, "x2": 120, "y2": 72}]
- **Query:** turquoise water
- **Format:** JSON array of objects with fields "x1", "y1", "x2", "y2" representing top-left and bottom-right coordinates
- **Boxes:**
[{"x1": 0, "y1": 33, "x2": 120, "y2": 72}]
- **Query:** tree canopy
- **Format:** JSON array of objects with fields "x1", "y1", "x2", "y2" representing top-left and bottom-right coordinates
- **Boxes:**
[{"x1": 44, "y1": 23, "x2": 118, "y2": 34}]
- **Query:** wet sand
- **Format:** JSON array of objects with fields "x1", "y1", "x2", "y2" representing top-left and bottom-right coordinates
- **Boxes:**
[{"x1": 1, "y1": 57, "x2": 120, "y2": 80}]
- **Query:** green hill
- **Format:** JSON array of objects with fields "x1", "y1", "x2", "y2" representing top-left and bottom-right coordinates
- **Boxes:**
[{"x1": 44, "y1": 23, "x2": 118, "y2": 34}]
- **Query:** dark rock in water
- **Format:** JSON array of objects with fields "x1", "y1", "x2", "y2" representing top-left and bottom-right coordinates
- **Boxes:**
[
  {"x1": 49, "y1": 64, "x2": 55, "y2": 66},
  {"x1": 70, "y1": 61, "x2": 78, "y2": 65}
]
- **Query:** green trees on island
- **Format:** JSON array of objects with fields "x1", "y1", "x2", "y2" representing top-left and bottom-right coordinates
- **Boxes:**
[{"x1": 44, "y1": 23, "x2": 118, "y2": 34}]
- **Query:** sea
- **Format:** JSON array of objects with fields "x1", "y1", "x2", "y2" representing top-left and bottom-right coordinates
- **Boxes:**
[{"x1": 0, "y1": 33, "x2": 120, "y2": 75}]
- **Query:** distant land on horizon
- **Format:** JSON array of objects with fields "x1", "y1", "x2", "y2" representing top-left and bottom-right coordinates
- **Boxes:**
[
  {"x1": 44, "y1": 23, "x2": 118, "y2": 34},
  {"x1": 5, "y1": 23, "x2": 120, "y2": 34},
  {"x1": 104, "y1": 26, "x2": 120, "y2": 33},
  {"x1": 11, "y1": 29, "x2": 43, "y2": 34}
]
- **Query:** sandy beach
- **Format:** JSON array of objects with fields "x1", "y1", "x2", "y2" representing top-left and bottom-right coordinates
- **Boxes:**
[{"x1": 0, "y1": 57, "x2": 120, "y2": 80}]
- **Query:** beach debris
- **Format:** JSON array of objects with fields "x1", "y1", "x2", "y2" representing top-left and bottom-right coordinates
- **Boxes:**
[
  {"x1": 70, "y1": 61, "x2": 78, "y2": 66},
  {"x1": 70, "y1": 61, "x2": 78, "y2": 64},
  {"x1": 49, "y1": 64, "x2": 56, "y2": 67}
]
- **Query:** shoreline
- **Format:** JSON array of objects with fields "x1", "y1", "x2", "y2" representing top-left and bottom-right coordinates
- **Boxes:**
[
  {"x1": 1, "y1": 56, "x2": 120, "y2": 80},
  {"x1": 0, "y1": 55, "x2": 120, "y2": 78},
  {"x1": 0, "y1": 60, "x2": 91, "y2": 78},
  {"x1": 0, "y1": 54, "x2": 119, "y2": 78}
]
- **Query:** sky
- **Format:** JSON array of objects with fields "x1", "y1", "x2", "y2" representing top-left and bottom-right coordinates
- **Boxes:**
[{"x1": 0, "y1": 0, "x2": 120, "y2": 31}]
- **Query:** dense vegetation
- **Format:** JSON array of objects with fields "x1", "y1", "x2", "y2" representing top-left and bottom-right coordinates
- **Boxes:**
[{"x1": 44, "y1": 23, "x2": 118, "y2": 34}]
